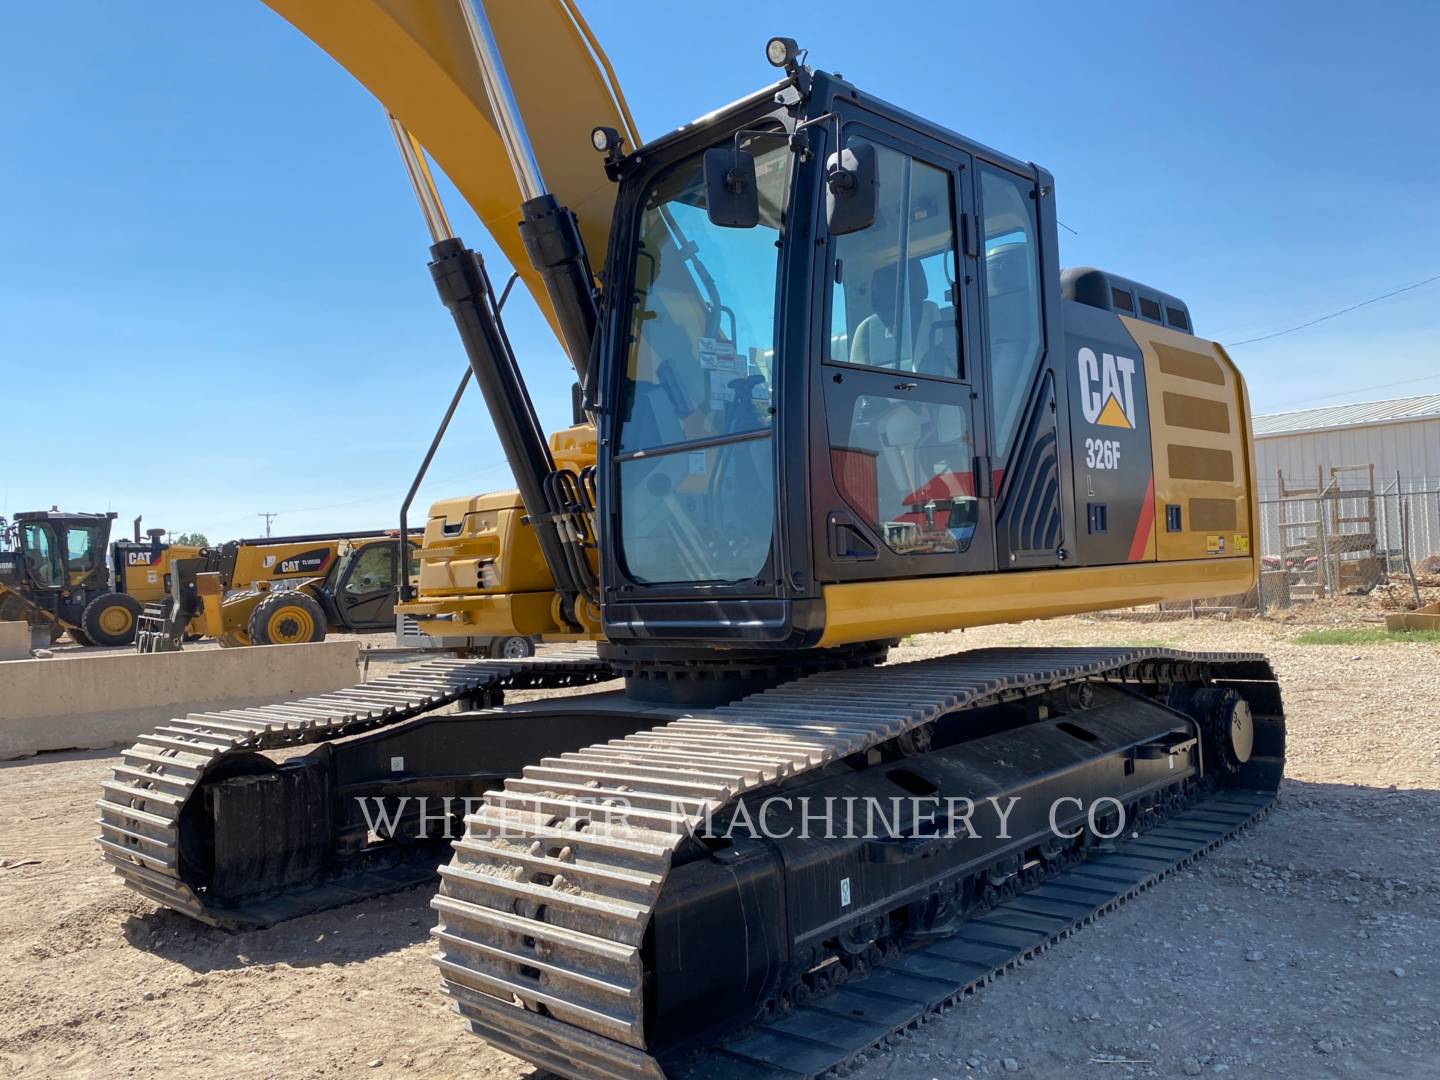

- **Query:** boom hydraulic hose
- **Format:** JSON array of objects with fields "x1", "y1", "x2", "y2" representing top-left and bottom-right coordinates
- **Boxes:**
[{"x1": 388, "y1": 117, "x2": 585, "y2": 628}]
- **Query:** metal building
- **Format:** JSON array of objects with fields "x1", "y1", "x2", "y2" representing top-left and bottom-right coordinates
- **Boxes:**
[
  {"x1": 1251, "y1": 393, "x2": 1440, "y2": 567},
  {"x1": 1253, "y1": 394, "x2": 1440, "y2": 497}
]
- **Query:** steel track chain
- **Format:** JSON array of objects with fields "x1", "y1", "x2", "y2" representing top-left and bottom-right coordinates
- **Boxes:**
[
  {"x1": 683, "y1": 790, "x2": 1276, "y2": 1079},
  {"x1": 96, "y1": 647, "x2": 614, "y2": 927},
  {"x1": 431, "y1": 646, "x2": 1279, "y2": 1080}
]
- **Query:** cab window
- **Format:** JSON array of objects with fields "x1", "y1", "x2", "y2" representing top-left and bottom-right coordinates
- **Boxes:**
[
  {"x1": 831, "y1": 394, "x2": 977, "y2": 555},
  {"x1": 65, "y1": 523, "x2": 107, "y2": 574},
  {"x1": 828, "y1": 143, "x2": 960, "y2": 378},
  {"x1": 979, "y1": 166, "x2": 1044, "y2": 458},
  {"x1": 20, "y1": 523, "x2": 63, "y2": 587},
  {"x1": 343, "y1": 545, "x2": 395, "y2": 595}
]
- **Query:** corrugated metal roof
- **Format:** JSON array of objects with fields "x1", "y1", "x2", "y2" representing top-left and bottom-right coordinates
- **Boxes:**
[{"x1": 1253, "y1": 393, "x2": 1440, "y2": 436}]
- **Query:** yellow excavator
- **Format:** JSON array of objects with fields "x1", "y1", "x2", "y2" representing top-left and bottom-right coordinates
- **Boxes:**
[{"x1": 97, "y1": 4, "x2": 1285, "y2": 1078}]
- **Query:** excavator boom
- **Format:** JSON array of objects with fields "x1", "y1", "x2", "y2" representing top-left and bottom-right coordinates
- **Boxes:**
[{"x1": 260, "y1": 0, "x2": 638, "y2": 347}]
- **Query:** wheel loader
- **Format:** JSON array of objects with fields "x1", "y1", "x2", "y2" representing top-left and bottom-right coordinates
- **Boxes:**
[
  {"x1": 0, "y1": 509, "x2": 153, "y2": 646},
  {"x1": 97, "y1": 4, "x2": 1286, "y2": 1078}
]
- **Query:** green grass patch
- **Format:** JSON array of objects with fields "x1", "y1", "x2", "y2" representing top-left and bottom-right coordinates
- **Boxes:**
[{"x1": 1293, "y1": 627, "x2": 1440, "y2": 646}]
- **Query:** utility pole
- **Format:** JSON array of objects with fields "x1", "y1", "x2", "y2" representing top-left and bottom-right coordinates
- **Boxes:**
[{"x1": 258, "y1": 512, "x2": 278, "y2": 538}]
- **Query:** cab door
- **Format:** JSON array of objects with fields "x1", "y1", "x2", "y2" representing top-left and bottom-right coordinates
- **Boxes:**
[
  {"x1": 333, "y1": 542, "x2": 401, "y2": 630},
  {"x1": 19, "y1": 522, "x2": 64, "y2": 590},
  {"x1": 974, "y1": 162, "x2": 1067, "y2": 568},
  {"x1": 814, "y1": 118, "x2": 995, "y2": 583}
]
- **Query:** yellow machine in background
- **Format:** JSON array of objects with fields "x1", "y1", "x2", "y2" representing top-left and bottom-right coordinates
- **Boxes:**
[
  {"x1": 213, "y1": 533, "x2": 377, "y2": 647},
  {"x1": 399, "y1": 423, "x2": 599, "y2": 639},
  {"x1": 0, "y1": 510, "x2": 145, "y2": 646},
  {"x1": 110, "y1": 530, "x2": 201, "y2": 609},
  {"x1": 136, "y1": 531, "x2": 415, "y2": 650}
]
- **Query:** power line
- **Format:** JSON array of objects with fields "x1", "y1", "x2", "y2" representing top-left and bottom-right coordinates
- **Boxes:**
[
  {"x1": 195, "y1": 462, "x2": 514, "y2": 539},
  {"x1": 1263, "y1": 373, "x2": 1440, "y2": 412},
  {"x1": 1226, "y1": 272, "x2": 1440, "y2": 347}
]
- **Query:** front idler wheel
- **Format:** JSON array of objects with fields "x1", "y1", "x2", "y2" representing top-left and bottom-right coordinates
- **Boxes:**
[{"x1": 1169, "y1": 687, "x2": 1255, "y2": 774}]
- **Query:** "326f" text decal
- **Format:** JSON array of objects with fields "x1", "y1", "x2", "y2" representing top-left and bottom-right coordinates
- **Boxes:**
[{"x1": 1084, "y1": 437, "x2": 1121, "y2": 470}]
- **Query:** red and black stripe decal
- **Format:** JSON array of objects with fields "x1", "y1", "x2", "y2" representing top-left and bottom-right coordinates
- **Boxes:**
[{"x1": 1127, "y1": 472, "x2": 1155, "y2": 561}]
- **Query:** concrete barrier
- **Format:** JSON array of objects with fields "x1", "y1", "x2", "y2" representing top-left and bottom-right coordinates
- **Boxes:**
[
  {"x1": 0, "y1": 622, "x2": 29, "y2": 662},
  {"x1": 0, "y1": 640, "x2": 360, "y2": 760}
]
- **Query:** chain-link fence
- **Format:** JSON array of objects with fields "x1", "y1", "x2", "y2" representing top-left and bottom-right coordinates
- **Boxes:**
[{"x1": 1102, "y1": 481, "x2": 1440, "y2": 622}]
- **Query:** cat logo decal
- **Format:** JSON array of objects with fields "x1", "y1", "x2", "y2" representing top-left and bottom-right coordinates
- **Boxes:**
[{"x1": 1077, "y1": 347, "x2": 1138, "y2": 429}]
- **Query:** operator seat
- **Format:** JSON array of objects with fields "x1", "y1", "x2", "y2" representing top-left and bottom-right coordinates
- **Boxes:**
[{"x1": 849, "y1": 262, "x2": 941, "y2": 370}]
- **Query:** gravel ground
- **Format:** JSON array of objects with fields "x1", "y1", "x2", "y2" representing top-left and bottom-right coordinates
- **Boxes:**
[{"x1": 1, "y1": 616, "x2": 1436, "y2": 1079}]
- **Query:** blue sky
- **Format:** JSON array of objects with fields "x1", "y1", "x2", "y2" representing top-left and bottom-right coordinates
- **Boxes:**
[{"x1": 3, "y1": 1, "x2": 1436, "y2": 540}]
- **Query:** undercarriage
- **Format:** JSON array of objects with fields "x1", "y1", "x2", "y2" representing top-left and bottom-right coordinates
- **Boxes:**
[{"x1": 98, "y1": 643, "x2": 1283, "y2": 1079}]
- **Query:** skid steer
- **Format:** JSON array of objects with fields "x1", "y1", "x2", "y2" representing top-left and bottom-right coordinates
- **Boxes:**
[{"x1": 98, "y1": 5, "x2": 1285, "y2": 1078}]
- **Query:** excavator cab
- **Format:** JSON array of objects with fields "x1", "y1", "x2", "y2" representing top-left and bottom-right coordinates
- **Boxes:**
[
  {"x1": 378, "y1": 33, "x2": 1254, "y2": 695},
  {"x1": 595, "y1": 72, "x2": 1033, "y2": 660},
  {"x1": 593, "y1": 63, "x2": 1255, "y2": 671}
]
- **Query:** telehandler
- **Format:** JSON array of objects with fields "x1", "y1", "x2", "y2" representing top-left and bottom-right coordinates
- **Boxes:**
[
  {"x1": 98, "y1": 4, "x2": 1284, "y2": 1077},
  {"x1": 135, "y1": 530, "x2": 417, "y2": 649}
]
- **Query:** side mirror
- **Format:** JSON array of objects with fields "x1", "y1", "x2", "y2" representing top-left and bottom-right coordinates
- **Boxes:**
[
  {"x1": 703, "y1": 146, "x2": 760, "y2": 228},
  {"x1": 826, "y1": 141, "x2": 878, "y2": 236}
]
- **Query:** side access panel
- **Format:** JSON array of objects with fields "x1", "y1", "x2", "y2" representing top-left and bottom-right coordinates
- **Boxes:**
[
  {"x1": 1120, "y1": 316, "x2": 1256, "y2": 564},
  {"x1": 1061, "y1": 300, "x2": 1157, "y2": 566},
  {"x1": 993, "y1": 370, "x2": 1066, "y2": 568}
]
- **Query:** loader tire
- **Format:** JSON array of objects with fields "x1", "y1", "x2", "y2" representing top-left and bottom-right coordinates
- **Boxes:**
[
  {"x1": 80, "y1": 593, "x2": 143, "y2": 647},
  {"x1": 248, "y1": 591, "x2": 327, "y2": 646}
]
